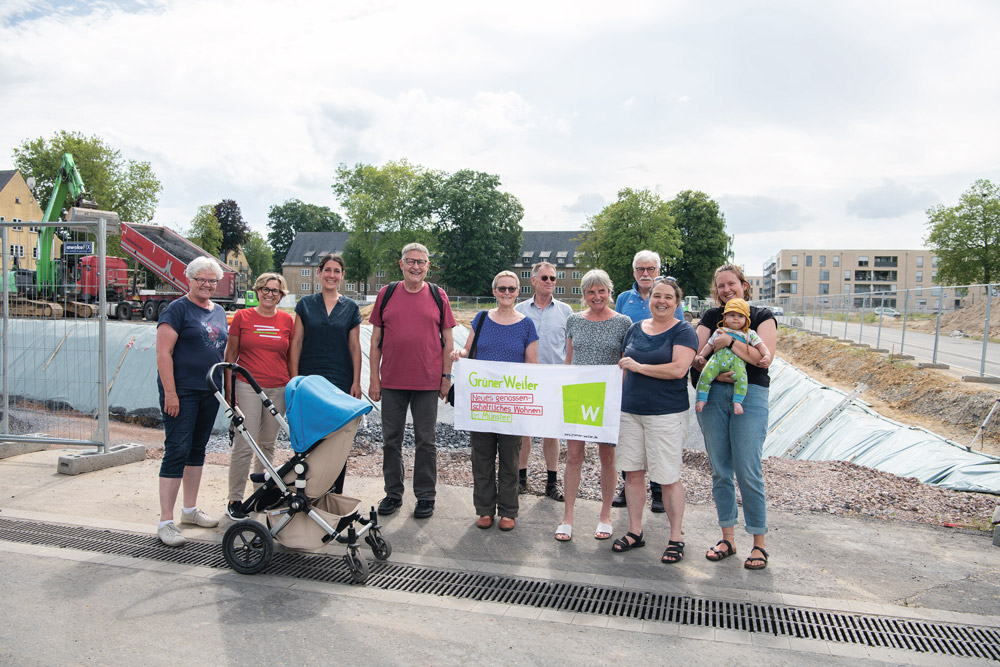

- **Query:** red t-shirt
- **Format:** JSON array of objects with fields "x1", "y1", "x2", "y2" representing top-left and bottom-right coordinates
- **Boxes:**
[
  {"x1": 370, "y1": 283, "x2": 456, "y2": 391},
  {"x1": 228, "y1": 308, "x2": 295, "y2": 388}
]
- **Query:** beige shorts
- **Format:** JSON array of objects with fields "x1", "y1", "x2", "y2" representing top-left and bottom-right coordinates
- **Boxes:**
[{"x1": 615, "y1": 411, "x2": 686, "y2": 485}]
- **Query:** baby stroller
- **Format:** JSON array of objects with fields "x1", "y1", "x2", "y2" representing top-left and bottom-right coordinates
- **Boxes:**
[{"x1": 207, "y1": 362, "x2": 391, "y2": 583}]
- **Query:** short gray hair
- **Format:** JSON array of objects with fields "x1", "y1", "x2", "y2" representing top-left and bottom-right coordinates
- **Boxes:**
[
  {"x1": 400, "y1": 242, "x2": 429, "y2": 260},
  {"x1": 531, "y1": 261, "x2": 556, "y2": 276},
  {"x1": 580, "y1": 269, "x2": 613, "y2": 300},
  {"x1": 185, "y1": 256, "x2": 223, "y2": 280},
  {"x1": 632, "y1": 250, "x2": 661, "y2": 270},
  {"x1": 492, "y1": 270, "x2": 519, "y2": 290}
]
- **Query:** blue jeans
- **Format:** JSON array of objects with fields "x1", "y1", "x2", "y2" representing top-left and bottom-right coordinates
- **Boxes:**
[
  {"x1": 159, "y1": 387, "x2": 219, "y2": 478},
  {"x1": 696, "y1": 381, "x2": 769, "y2": 535}
]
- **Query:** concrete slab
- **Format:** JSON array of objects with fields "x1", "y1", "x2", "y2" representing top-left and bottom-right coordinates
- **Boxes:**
[
  {"x1": 0, "y1": 439, "x2": 49, "y2": 459},
  {"x1": 57, "y1": 443, "x2": 145, "y2": 475}
]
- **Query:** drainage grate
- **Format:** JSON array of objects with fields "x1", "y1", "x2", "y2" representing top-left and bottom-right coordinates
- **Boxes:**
[{"x1": 2, "y1": 517, "x2": 997, "y2": 661}]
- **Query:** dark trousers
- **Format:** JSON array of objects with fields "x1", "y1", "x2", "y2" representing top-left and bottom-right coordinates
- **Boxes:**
[
  {"x1": 471, "y1": 431, "x2": 521, "y2": 519},
  {"x1": 381, "y1": 388, "x2": 439, "y2": 500}
]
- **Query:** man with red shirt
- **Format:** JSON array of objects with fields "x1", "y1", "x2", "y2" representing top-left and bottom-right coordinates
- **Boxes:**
[{"x1": 369, "y1": 243, "x2": 456, "y2": 519}]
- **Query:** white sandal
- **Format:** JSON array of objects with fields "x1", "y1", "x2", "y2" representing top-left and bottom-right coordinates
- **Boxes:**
[
  {"x1": 595, "y1": 522, "x2": 613, "y2": 540},
  {"x1": 555, "y1": 523, "x2": 573, "y2": 541}
]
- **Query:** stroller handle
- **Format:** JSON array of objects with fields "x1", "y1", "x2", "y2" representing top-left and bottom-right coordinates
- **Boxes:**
[{"x1": 206, "y1": 362, "x2": 264, "y2": 395}]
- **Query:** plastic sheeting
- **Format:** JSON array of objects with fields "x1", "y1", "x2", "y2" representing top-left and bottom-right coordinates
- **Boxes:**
[{"x1": 764, "y1": 360, "x2": 1000, "y2": 495}]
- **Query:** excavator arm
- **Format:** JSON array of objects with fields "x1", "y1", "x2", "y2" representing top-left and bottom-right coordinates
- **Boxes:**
[{"x1": 36, "y1": 153, "x2": 96, "y2": 291}]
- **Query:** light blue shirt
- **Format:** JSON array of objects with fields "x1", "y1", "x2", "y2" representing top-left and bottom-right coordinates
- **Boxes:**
[
  {"x1": 515, "y1": 296, "x2": 573, "y2": 364},
  {"x1": 615, "y1": 282, "x2": 685, "y2": 323}
]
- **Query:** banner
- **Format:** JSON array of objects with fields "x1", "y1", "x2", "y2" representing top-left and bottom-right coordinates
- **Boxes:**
[{"x1": 453, "y1": 359, "x2": 622, "y2": 443}]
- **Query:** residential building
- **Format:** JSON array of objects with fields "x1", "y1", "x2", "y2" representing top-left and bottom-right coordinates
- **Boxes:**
[
  {"x1": 513, "y1": 231, "x2": 585, "y2": 298},
  {"x1": 745, "y1": 274, "x2": 763, "y2": 301},
  {"x1": 0, "y1": 169, "x2": 57, "y2": 271},
  {"x1": 762, "y1": 249, "x2": 958, "y2": 310}
]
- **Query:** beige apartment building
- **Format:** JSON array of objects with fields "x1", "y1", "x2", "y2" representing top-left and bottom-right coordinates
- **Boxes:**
[
  {"x1": 762, "y1": 249, "x2": 958, "y2": 310},
  {"x1": 0, "y1": 169, "x2": 57, "y2": 271}
]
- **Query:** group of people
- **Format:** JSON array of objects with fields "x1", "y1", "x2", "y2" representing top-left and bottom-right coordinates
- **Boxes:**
[{"x1": 153, "y1": 244, "x2": 775, "y2": 571}]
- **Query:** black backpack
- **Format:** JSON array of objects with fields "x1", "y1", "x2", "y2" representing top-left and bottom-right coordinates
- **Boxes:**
[{"x1": 377, "y1": 281, "x2": 446, "y2": 348}]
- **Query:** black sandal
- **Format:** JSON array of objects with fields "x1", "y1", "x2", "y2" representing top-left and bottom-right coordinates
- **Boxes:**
[
  {"x1": 611, "y1": 531, "x2": 645, "y2": 553},
  {"x1": 744, "y1": 546, "x2": 769, "y2": 570},
  {"x1": 706, "y1": 539, "x2": 736, "y2": 562},
  {"x1": 661, "y1": 540, "x2": 684, "y2": 564}
]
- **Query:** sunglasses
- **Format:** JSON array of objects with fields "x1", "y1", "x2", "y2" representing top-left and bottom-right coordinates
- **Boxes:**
[
  {"x1": 536, "y1": 275, "x2": 557, "y2": 282},
  {"x1": 495, "y1": 286, "x2": 518, "y2": 293}
]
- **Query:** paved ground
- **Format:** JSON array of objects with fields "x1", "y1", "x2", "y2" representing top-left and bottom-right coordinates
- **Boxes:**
[{"x1": 0, "y1": 449, "x2": 998, "y2": 665}]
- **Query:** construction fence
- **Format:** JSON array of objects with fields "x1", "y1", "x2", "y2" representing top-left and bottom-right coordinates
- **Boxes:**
[{"x1": 758, "y1": 283, "x2": 1000, "y2": 380}]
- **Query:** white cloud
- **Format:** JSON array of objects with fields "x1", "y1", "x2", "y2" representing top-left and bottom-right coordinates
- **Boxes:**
[{"x1": 846, "y1": 180, "x2": 940, "y2": 219}]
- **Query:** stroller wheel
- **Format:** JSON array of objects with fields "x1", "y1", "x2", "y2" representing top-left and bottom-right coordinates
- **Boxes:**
[
  {"x1": 223, "y1": 520, "x2": 273, "y2": 575},
  {"x1": 345, "y1": 547, "x2": 370, "y2": 584},
  {"x1": 365, "y1": 531, "x2": 392, "y2": 561}
]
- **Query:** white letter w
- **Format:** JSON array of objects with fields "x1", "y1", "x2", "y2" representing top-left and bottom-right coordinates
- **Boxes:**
[{"x1": 581, "y1": 405, "x2": 601, "y2": 422}]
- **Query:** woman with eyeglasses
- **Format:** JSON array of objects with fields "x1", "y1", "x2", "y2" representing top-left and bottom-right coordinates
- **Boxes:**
[
  {"x1": 288, "y1": 253, "x2": 363, "y2": 495},
  {"x1": 222, "y1": 272, "x2": 294, "y2": 520},
  {"x1": 154, "y1": 256, "x2": 229, "y2": 546},
  {"x1": 452, "y1": 271, "x2": 538, "y2": 531}
]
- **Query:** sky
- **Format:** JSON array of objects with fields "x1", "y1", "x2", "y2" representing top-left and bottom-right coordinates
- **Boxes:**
[{"x1": 1, "y1": 0, "x2": 998, "y2": 275}]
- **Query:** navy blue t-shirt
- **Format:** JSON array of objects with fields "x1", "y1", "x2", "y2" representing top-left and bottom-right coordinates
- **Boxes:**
[
  {"x1": 294, "y1": 293, "x2": 362, "y2": 393},
  {"x1": 471, "y1": 311, "x2": 538, "y2": 362},
  {"x1": 157, "y1": 296, "x2": 228, "y2": 391},
  {"x1": 620, "y1": 320, "x2": 698, "y2": 415}
]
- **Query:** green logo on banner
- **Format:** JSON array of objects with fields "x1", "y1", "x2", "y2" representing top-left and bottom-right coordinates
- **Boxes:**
[{"x1": 562, "y1": 382, "x2": 606, "y2": 426}]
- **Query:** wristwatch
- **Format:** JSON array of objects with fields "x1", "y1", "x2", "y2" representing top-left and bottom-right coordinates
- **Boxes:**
[
  {"x1": 442, "y1": 374, "x2": 453, "y2": 380},
  {"x1": 727, "y1": 340, "x2": 735, "y2": 350}
]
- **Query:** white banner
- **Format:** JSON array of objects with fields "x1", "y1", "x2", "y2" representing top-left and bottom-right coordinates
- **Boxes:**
[{"x1": 453, "y1": 359, "x2": 622, "y2": 443}]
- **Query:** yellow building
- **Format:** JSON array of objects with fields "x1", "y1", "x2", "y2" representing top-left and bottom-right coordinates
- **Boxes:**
[{"x1": 0, "y1": 169, "x2": 52, "y2": 271}]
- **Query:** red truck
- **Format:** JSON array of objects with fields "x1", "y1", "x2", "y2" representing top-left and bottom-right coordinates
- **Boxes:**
[{"x1": 76, "y1": 221, "x2": 243, "y2": 321}]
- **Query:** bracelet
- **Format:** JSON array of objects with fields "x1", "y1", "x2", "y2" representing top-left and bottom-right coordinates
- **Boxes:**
[{"x1": 727, "y1": 340, "x2": 735, "y2": 350}]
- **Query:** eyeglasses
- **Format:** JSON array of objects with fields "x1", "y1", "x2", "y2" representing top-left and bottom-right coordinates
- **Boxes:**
[
  {"x1": 495, "y1": 286, "x2": 518, "y2": 293},
  {"x1": 403, "y1": 258, "x2": 428, "y2": 267},
  {"x1": 635, "y1": 266, "x2": 658, "y2": 274},
  {"x1": 192, "y1": 277, "x2": 218, "y2": 286},
  {"x1": 536, "y1": 275, "x2": 557, "y2": 282},
  {"x1": 258, "y1": 287, "x2": 282, "y2": 296}
]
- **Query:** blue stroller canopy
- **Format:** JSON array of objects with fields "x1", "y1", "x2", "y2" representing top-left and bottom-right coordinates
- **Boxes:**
[{"x1": 285, "y1": 375, "x2": 373, "y2": 453}]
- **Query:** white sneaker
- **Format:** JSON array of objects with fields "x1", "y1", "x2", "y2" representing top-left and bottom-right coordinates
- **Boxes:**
[
  {"x1": 179, "y1": 508, "x2": 219, "y2": 528},
  {"x1": 158, "y1": 522, "x2": 186, "y2": 547}
]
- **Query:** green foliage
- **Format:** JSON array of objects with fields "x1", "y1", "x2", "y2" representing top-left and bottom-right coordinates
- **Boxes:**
[
  {"x1": 12, "y1": 130, "x2": 161, "y2": 224},
  {"x1": 214, "y1": 199, "x2": 249, "y2": 257},
  {"x1": 342, "y1": 237, "x2": 374, "y2": 297},
  {"x1": 242, "y1": 231, "x2": 273, "y2": 279},
  {"x1": 434, "y1": 170, "x2": 524, "y2": 295},
  {"x1": 187, "y1": 205, "x2": 222, "y2": 256},
  {"x1": 925, "y1": 179, "x2": 1000, "y2": 284},
  {"x1": 575, "y1": 188, "x2": 682, "y2": 297},
  {"x1": 266, "y1": 199, "x2": 344, "y2": 270},
  {"x1": 332, "y1": 160, "x2": 439, "y2": 278},
  {"x1": 667, "y1": 190, "x2": 731, "y2": 299}
]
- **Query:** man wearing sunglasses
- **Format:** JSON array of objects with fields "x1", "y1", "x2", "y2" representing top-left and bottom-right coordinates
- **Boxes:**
[{"x1": 514, "y1": 261, "x2": 573, "y2": 501}]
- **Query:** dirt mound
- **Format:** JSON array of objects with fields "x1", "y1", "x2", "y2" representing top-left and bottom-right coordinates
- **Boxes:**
[
  {"x1": 908, "y1": 296, "x2": 1000, "y2": 338},
  {"x1": 359, "y1": 302, "x2": 375, "y2": 323},
  {"x1": 778, "y1": 328, "x2": 1000, "y2": 455}
]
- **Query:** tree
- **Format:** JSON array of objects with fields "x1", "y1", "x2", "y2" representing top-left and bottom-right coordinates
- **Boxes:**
[
  {"x1": 187, "y1": 205, "x2": 222, "y2": 256},
  {"x1": 343, "y1": 236, "x2": 374, "y2": 298},
  {"x1": 925, "y1": 179, "x2": 1000, "y2": 284},
  {"x1": 266, "y1": 199, "x2": 345, "y2": 270},
  {"x1": 332, "y1": 160, "x2": 439, "y2": 280},
  {"x1": 667, "y1": 190, "x2": 732, "y2": 299},
  {"x1": 214, "y1": 199, "x2": 249, "y2": 257},
  {"x1": 433, "y1": 170, "x2": 524, "y2": 295},
  {"x1": 12, "y1": 130, "x2": 161, "y2": 224},
  {"x1": 243, "y1": 231, "x2": 274, "y2": 279},
  {"x1": 575, "y1": 188, "x2": 682, "y2": 296}
]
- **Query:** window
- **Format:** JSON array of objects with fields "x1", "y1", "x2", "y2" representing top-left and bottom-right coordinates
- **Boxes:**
[
  {"x1": 833, "y1": 256, "x2": 840, "y2": 267},
  {"x1": 557, "y1": 271, "x2": 565, "y2": 279},
  {"x1": 376, "y1": 283, "x2": 384, "y2": 290},
  {"x1": 345, "y1": 283, "x2": 355, "y2": 292},
  {"x1": 819, "y1": 269, "x2": 830, "y2": 281},
  {"x1": 916, "y1": 256, "x2": 924, "y2": 268},
  {"x1": 572, "y1": 286, "x2": 581, "y2": 295},
  {"x1": 916, "y1": 271, "x2": 923, "y2": 282},
  {"x1": 791, "y1": 270, "x2": 797, "y2": 280},
  {"x1": 521, "y1": 271, "x2": 530, "y2": 278},
  {"x1": 790, "y1": 284, "x2": 797, "y2": 294},
  {"x1": 14, "y1": 197, "x2": 20, "y2": 204},
  {"x1": 572, "y1": 271, "x2": 581, "y2": 279},
  {"x1": 554, "y1": 286, "x2": 566, "y2": 295},
  {"x1": 819, "y1": 255, "x2": 826, "y2": 267},
  {"x1": 520, "y1": 285, "x2": 531, "y2": 294},
  {"x1": 8, "y1": 245, "x2": 24, "y2": 258},
  {"x1": 805, "y1": 255, "x2": 812, "y2": 267},
  {"x1": 818, "y1": 283, "x2": 830, "y2": 294},
  {"x1": 844, "y1": 270, "x2": 851, "y2": 281},
  {"x1": 28, "y1": 225, "x2": 39, "y2": 233},
  {"x1": 300, "y1": 268, "x2": 310, "y2": 276},
  {"x1": 932, "y1": 271, "x2": 938, "y2": 282},
  {"x1": 32, "y1": 245, "x2": 38, "y2": 259},
  {"x1": 376, "y1": 270, "x2": 385, "y2": 278},
  {"x1": 791, "y1": 255, "x2": 798, "y2": 266},
  {"x1": 857, "y1": 256, "x2": 869, "y2": 267},
  {"x1": 11, "y1": 226, "x2": 22, "y2": 232},
  {"x1": 300, "y1": 282, "x2": 310, "y2": 291},
  {"x1": 931, "y1": 257, "x2": 939, "y2": 267}
]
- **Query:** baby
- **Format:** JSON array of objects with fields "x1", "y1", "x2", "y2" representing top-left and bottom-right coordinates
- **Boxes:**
[{"x1": 695, "y1": 298, "x2": 771, "y2": 415}]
